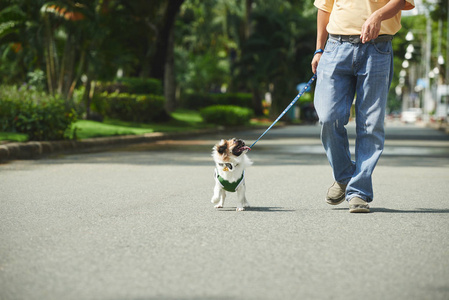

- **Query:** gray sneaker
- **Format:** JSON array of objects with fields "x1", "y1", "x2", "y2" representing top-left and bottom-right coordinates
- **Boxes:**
[
  {"x1": 326, "y1": 181, "x2": 347, "y2": 205},
  {"x1": 348, "y1": 197, "x2": 370, "y2": 213}
]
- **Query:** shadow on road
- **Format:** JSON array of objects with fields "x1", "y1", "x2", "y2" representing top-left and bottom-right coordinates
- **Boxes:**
[
  {"x1": 216, "y1": 206, "x2": 296, "y2": 212},
  {"x1": 332, "y1": 207, "x2": 449, "y2": 214},
  {"x1": 371, "y1": 207, "x2": 449, "y2": 214}
]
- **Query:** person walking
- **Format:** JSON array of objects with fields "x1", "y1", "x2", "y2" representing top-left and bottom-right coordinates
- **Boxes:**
[{"x1": 311, "y1": 0, "x2": 415, "y2": 213}]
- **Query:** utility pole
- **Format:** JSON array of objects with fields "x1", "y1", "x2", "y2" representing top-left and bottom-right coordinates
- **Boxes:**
[
  {"x1": 423, "y1": 9, "x2": 433, "y2": 121},
  {"x1": 447, "y1": 0, "x2": 449, "y2": 85}
]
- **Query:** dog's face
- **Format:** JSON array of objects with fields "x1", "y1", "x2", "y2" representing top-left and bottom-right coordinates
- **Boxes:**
[{"x1": 212, "y1": 138, "x2": 250, "y2": 172}]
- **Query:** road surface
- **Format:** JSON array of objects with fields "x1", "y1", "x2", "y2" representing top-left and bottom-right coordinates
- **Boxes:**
[{"x1": 1, "y1": 122, "x2": 448, "y2": 300}]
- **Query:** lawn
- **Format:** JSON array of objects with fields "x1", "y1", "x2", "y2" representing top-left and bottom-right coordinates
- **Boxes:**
[
  {"x1": 0, "y1": 132, "x2": 28, "y2": 143},
  {"x1": 0, "y1": 109, "x2": 213, "y2": 142},
  {"x1": 0, "y1": 109, "x2": 273, "y2": 143}
]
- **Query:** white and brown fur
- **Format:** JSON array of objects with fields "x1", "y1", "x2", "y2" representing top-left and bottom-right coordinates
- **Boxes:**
[{"x1": 211, "y1": 138, "x2": 252, "y2": 211}]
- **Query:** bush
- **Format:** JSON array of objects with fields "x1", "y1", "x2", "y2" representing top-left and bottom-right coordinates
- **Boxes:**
[
  {"x1": 95, "y1": 77, "x2": 163, "y2": 95},
  {"x1": 99, "y1": 92, "x2": 169, "y2": 123},
  {"x1": 200, "y1": 105, "x2": 254, "y2": 126},
  {"x1": 0, "y1": 86, "x2": 77, "y2": 141},
  {"x1": 181, "y1": 92, "x2": 252, "y2": 109}
]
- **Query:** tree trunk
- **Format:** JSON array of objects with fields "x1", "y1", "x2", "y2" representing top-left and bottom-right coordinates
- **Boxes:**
[
  {"x1": 243, "y1": 0, "x2": 264, "y2": 116},
  {"x1": 251, "y1": 85, "x2": 264, "y2": 116},
  {"x1": 67, "y1": 50, "x2": 86, "y2": 101},
  {"x1": 82, "y1": 75, "x2": 93, "y2": 119},
  {"x1": 270, "y1": 79, "x2": 294, "y2": 121},
  {"x1": 164, "y1": 27, "x2": 176, "y2": 113},
  {"x1": 149, "y1": 0, "x2": 184, "y2": 80},
  {"x1": 58, "y1": 33, "x2": 76, "y2": 99},
  {"x1": 43, "y1": 15, "x2": 57, "y2": 95}
]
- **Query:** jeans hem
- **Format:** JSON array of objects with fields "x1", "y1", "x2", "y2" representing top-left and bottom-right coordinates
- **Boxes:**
[{"x1": 346, "y1": 194, "x2": 372, "y2": 203}]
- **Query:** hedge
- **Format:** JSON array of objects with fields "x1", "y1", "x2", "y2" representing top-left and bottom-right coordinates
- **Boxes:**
[
  {"x1": 0, "y1": 86, "x2": 76, "y2": 141},
  {"x1": 181, "y1": 92, "x2": 252, "y2": 109},
  {"x1": 97, "y1": 92, "x2": 169, "y2": 123},
  {"x1": 95, "y1": 77, "x2": 163, "y2": 95},
  {"x1": 200, "y1": 105, "x2": 254, "y2": 126}
]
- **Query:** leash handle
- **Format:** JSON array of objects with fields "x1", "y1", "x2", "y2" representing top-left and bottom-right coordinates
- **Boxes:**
[{"x1": 249, "y1": 74, "x2": 317, "y2": 149}]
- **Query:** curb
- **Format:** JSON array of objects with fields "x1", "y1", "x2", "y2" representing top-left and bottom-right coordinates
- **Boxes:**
[
  {"x1": 426, "y1": 121, "x2": 449, "y2": 135},
  {"x1": 0, "y1": 129, "x2": 223, "y2": 163}
]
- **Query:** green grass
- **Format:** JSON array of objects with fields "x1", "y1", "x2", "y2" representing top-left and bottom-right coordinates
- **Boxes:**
[
  {"x1": 0, "y1": 109, "x2": 271, "y2": 142},
  {"x1": 171, "y1": 109, "x2": 204, "y2": 123},
  {"x1": 68, "y1": 109, "x2": 213, "y2": 140},
  {"x1": 0, "y1": 132, "x2": 29, "y2": 143}
]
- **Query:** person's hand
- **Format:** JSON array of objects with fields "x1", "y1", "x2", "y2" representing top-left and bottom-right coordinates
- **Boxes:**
[
  {"x1": 360, "y1": 12, "x2": 382, "y2": 43},
  {"x1": 311, "y1": 53, "x2": 322, "y2": 74}
]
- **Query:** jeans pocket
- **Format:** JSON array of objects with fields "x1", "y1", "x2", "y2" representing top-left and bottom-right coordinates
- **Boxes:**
[
  {"x1": 324, "y1": 39, "x2": 339, "y2": 53},
  {"x1": 372, "y1": 41, "x2": 391, "y2": 55}
]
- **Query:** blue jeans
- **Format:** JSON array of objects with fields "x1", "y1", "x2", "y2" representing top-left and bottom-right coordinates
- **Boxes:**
[{"x1": 314, "y1": 37, "x2": 394, "y2": 203}]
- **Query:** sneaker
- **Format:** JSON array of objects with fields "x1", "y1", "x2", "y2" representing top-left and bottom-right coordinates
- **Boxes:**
[
  {"x1": 348, "y1": 197, "x2": 370, "y2": 213},
  {"x1": 326, "y1": 181, "x2": 347, "y2": 205}
]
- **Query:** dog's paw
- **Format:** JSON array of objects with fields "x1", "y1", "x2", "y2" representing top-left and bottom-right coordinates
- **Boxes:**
[
  {"x1": 236, "y1": 207, "x2": 245, "y2": 211},
  {"x1": 211, "y1": 197, "x2": 219, "y2": 204},
  {"x1": 214, "y1": 204, "x2": 223, "y2": 209}
]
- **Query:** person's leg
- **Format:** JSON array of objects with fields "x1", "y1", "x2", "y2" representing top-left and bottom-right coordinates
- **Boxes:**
[
  {"x1": 314, "y1": 39, "x2": 356, "y2": 186},
  {"x1": 346, "y1": 41, "x2": 394, "y2": 203}
]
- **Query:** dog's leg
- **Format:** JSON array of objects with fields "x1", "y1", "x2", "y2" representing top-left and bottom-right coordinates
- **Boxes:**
[
  {"x1": 215, "y1": 189, "x2": 225, "y2": 208},
  {"x1": 212, "y1": 183, "x2": 225, "y2": 208},
  {"x1": 211, "y1": 182, "x2": 220, "y2": 204},
  {"x1": 236, "y1": 183, "x2": 250, "y2": 211}
]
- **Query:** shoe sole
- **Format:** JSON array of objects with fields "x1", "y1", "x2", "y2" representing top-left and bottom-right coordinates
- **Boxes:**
[
  {"x1": 326, "y1": 196, "x2": 346, "y2": 205},
  {"x1": 349, "y1": 207, "x2": 370, "y2": 213}
]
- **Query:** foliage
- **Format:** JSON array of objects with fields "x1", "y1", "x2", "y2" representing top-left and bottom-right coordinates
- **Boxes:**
[
  {"x1": 234, "y1": 1, "x2": 316, "y2": 117},
  {"x1": 1, "y1": 0, "x2": 447, "y2": 121},
  {"x1": 116, "y1": 77, "x2": 163, "y2": 95},
  {"x1": 389, "y1": 14, "x2": 427, "y2": 113},
  {"x1": 0, "y1": 85, "x2": 76, "y2": 140},
  {"x1": 174, "y1": 0, "x2": 238, "y2": 94},
  {"x1": 95, "y1": 77, "x2": 163, "y2": 95},
  {"x1": 181, "y1": 92, "x2": 252, "y2": 109},
  {"x1": 27, "y1": 69, "x2": 46, "y2": 91},
  {"x1": 200, "y1": 105, "x2": 254, "y2": 126},
  {"x1": 96, "y1": 92, "x2": 169, "y2": 123}
]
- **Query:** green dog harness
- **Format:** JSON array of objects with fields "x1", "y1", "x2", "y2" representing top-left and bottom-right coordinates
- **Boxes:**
[{"x1": 215, "y1": 169, "x2": 245, "y2": 192}]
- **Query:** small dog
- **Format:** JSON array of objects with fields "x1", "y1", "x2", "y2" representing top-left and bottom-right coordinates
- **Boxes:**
[{"x1": 211, "y1": 138, "x2": 252, "y2": 211}]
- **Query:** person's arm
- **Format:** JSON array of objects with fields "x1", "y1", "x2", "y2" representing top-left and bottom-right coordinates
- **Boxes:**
[
  {"x1": 311, "y1": 9, "x2": 330, "y2": 74},
  {"x1": 360, "y1": 0, "x2": 406, "y2": 43}
]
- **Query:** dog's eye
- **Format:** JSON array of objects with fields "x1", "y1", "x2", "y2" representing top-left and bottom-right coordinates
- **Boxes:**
[{"x1": 218, "y1": 144, "x2": 227, "y2": 154}]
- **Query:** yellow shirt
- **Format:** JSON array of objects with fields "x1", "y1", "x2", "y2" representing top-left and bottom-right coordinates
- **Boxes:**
[{"x1": 314, "y1": 0, "x2": 415, "y2": 35}]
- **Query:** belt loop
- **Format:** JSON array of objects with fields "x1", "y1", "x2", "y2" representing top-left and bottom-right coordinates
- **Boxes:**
[{"x1": 338, "y1": 35, "x2": 342, "y2": 43}]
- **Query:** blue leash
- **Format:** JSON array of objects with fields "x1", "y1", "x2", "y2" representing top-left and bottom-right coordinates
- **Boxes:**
[{"x1": 249, "y1": 74, "x2": 317, "y2": 149}]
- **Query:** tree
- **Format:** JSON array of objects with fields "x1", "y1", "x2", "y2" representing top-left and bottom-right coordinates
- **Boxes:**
[
  {"x1": 234, "y1": 1, "x2": 316, "y2": 117},
  {"x1": 1, "y1": 0, "x2": 318, "y2": 119},
  {"x1": 160, "y1": 0, "x2": 184, "y2": 112},
  {"x1": 0, "y1": 0, "x2": 47, "y2": 86}
]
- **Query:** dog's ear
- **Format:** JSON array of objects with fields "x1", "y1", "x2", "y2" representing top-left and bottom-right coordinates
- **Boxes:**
[{"x1": 217, "y1": 140, "x2": 228, "y2": 154}]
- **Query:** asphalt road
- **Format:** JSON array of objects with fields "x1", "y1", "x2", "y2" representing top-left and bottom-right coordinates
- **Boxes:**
[{"x1": 1, "y1": 121, "x2": 448, "y2": 300}]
